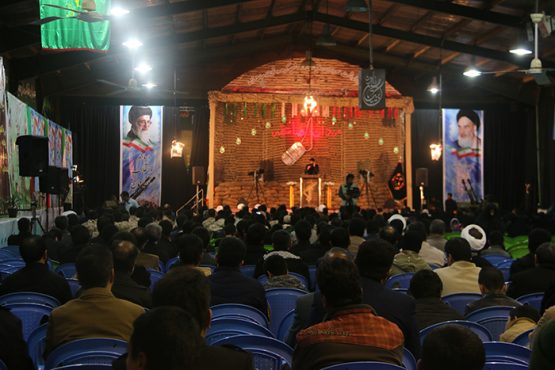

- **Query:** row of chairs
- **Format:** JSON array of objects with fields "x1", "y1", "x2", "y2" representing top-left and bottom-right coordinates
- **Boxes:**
[{"x1": 321, "y1": 362, "x2": 528, "y2": 370}]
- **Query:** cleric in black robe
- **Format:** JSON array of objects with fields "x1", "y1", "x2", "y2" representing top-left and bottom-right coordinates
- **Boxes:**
[{"x1": 304, "y1": 158, "x2": 319, "y2": 175}]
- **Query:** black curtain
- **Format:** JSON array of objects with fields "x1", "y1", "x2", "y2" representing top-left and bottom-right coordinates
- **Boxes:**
[
  {"x1": 534, "y1": 91, "x2": 555, "y2": 208},
  {"x1": 59, "y1": 102, "x2": 120, "y2": 209},
  {"x1": 191, "y1": 105, "x2": 210, "y2": 170}
]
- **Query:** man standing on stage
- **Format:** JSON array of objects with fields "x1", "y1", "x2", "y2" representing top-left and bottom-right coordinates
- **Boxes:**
[
  {"x1": 304, "y1": 158, "x2": 319, "y2": 175},
  {"x1": 339, "y1": 174, "x2": 360, "y2": 208}
]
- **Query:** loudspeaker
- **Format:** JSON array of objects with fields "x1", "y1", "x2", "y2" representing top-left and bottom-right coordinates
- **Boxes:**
[
  {"x1": 260, "y1": 160, "x2": 274, "y2": 181},
  {"x1": 39, "y1": 167, "x2": 69, "y2": 194},
  {"x1": 16, "y1": 135, "x2": 49, "y2": 176},
  {"x1": 415, "y1": 168, "x2": 429, "y2": 187},
  {"x1": 192, "y1": 166, "x2": 206, "y2": 185}
]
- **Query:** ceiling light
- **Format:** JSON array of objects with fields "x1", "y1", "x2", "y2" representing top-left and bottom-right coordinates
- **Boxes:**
[
  {"x1": 463, "y1": 67, "x2": 481, "y2": 78},
  {"x1": 510, "y1": 47, "x2": 533, "y2": 56},
  {"x1": 346, "y1": 0, "x2": 368, "y2": 13},
  {"x1": 134, "y1": 63, "x2": 152, "y2": 73},
  {"x1": 142, "y1": 82, "x2": 157, "y2": 89},
  {"x1": 316, "y1": 24, "x2": 337, "y2": 47},
  {"x1": 110, "y1": 7, "x2": 130, "y2": 17},
  {"x1": 427, "y1": 76, "x2": 439, "y2": 94},
  {"x1": 122, "y1": 38, "x2": 143, "y2": 50}
]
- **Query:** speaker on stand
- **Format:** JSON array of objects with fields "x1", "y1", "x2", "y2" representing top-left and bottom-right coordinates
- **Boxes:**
[{"x1": 415, "y1": 168, "x2": 429, "y2": 210}]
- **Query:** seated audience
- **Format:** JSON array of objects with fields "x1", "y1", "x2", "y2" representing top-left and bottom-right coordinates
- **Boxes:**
[
  {"x1": 293, "y1": 258, "x2": 404, "y2": 369},
  {"x1": 465, "y1": 266, "x2": 520, "y2": 315},
  {"x1": 263, "y1": 255, "x2": 306, "y2": 291},
  {"x1": 58, "y1": 224, "x2": 91, "y2": 263},
  {"x1": 7, "y1": 217, "x2": 33, "y2": 246},
  {"x1": 191, "y1": 226, "x2": 216, "y2": 266},
  {"x1": 426, "y1": 219, "x2": 447, "y2": 251},
  {"x1": 435, "y1": 238, "x2": 481, "y2": 296},
  {"x1": 132, "y1": 227, "x2": 161, "y2": 271},
  {"x1": 500, "y1": 305, "x2": 540, "y2": 343},
  {"x1": 111, "y1": 240, "x2": 151, "y2": 308},
  {"x1": 330, "y1": 227, "x2": 350, "y2": 249},
  {"x1": 529, "y1": 317, "x2": 555, "y2": 370},
  {"x1": 508, "y1": 242, "x2": 555, "y2": 299},
  {"x1": 347, "y1": 217, "x2": 366, "y2": 255},
  {"x1": 0, "y1": 306, "x2": 34, "y2": 370},
  {"x1": 144, "y1": 223, "x2": 169, "y2": 263},
  {"x1": 174, "y1": 234, "x2": 212, "y2": 276},
  {"x1": 0, "y1": 236, "x2": 72, "y2": 304},
  {"x1": 409, "y1": 270, "x2": 463, "y2": 331},
  {"x1": 379, "y1": 225, "x2": 401, "y2": 248},
  {"x1": 42, "y1": 228, "x2": 65, "y2": 262},
  {"x1": 409, "y1": 222, "x2": 445, "y2": 267},
  {"x1": 419, "y1": 325, "x2": 485, "y2": 370},
  {"x1": 298, "y1": 222, "x2": 331, "y2": 265},
  {"x1": 460, "y1": 224, "x2": 492, "y2": 268},
  {"x1": 481, "y1": 230, "x2": 511, "y2": 258},
  {"x1": 45, "y1": 245, "x2": 144, "y2": 354},
  {"x1": 208, "y1": 237, "x2": 268, "y2": 316},
  {"x1": 390, "y1": 229, "x2": 432, "y2": 275},
  {"x1": 55, "y1": 215, "x2": 72, "y2": 247},
  {"x1": 126, "y1": 306, "x2": 202, "y2": 370},
  {"x1": 157, "y1": 219, "x2": 178, "y2": 259},
  {"x1": 291, "y1": 220, "x2": 313, "y2": 255},
  {"x1": 510, "y1": 228, "x2": 552, "y2": 279},
  {"x1": 244, "y1": 222, "x2": 267, "y2": 266}
]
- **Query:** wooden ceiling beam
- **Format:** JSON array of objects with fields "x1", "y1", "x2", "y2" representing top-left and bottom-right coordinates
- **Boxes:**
[{"x1": 385, "y1": 39, "x2": 402, "y2": 52}]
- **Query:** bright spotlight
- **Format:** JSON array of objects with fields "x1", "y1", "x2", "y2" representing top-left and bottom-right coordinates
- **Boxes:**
[
  {"x1": 142, "y1": 82, "x2": 157, "y2": 89},
  {"x1": 134, "y1": 63, "x2": 152, "y2": 73},
  {"x1": 122, "y1": 38, "x2": 143, "y2": 50},
  {"x1": 110, "y1": 7, "x2": 130, "y2": 17}
]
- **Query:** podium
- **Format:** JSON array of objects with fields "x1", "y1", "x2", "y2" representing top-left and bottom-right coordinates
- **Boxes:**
[{"x1": 299, "y1": 176, "x2": 322, "y2": 208}]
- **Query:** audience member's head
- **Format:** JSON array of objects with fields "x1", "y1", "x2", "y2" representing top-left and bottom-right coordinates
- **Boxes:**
[
  {"x1": 145, "y1": 223, "x2": 162, "y2": 242},
  {"x1": 112, "y1": 231, "x2": 138, "y2": 245},
  {"x1": 100, "y1": 224, "x2": 119, "y2": 244},
  {"x1": 76, "y1": 245, "x2": 114, "y2": 290},
  {"x1": 264, "y1": 254, "x2": 288, "y2": 277},
  {"x1": 20, "y1": 236, "x2": 47, "y2": 265},
  {"x1": 176, "y1": 234, "x2": 204, "y2": 266},
  {"x1": 399, "y1": 229, "x2": 424, "y2": 253},
  {"x1": 355, "y1": 239, "x2": 396, "y2": 282},
  {"x1": 127, "y1": 306, "x2": 202, "y2": 370},
  {"x1": 330, "y1": 227, "x2": 350, "y2": 248},
  {"x1": 429, "y1": 219, "x2": 445, "y2": 236},
  {"x1": 112, "y1": 240, "x2": 138, "y2": 274},
  {"x1": 409, "y1": 270, "x2": 443, "y2": 299},
  {"x1": 17, "y1": 217, "x2": 31, "y2": 234},
  {"x1": 138, "y1": 217, "x2": 155, "y2": 228},
  {"x1": 223, "y1": 223, "x2": 236, "y2": 237},
  {"x1": 272, "y1": 230, "x2": 291, "y2": 251},
  {"x1": 70, "y1": 224, "x2": 91, "y2": 246},
  {"x1": 535, "y1": 242, "x2": 555, "y2": 266},
  {"x1": 294, "y1": 220, "x2": 312, "y2": 243},
  {"x1": 348, "y1": 218, "x2": 366, "y2": 237},
  {"x1": 509, "y1": 305, "x2": 540, "y2": 323},
  {"x1": 132, "y1": 227, "x2": 149, "y2": 250},
  {"x1": 216, "y1": 237, "x2": 246, "y2": 268},
  {"x1": 419, "y1": 325, "x2": 485, "y2": 370},
  {"x1": 444, "y1": 237, "x2": 472, "y2": 264},
  {"x1": 317, "y1": 258, "x2": 361, "y2": 309},
  {"x1": 191, "y1": 227, "x2": 210, "y2": 251},
  {"x1": 245, "y1": 222, "x2": 266, "y2": 247},
  {"x1": 487, "y1": 230, "x2": 505, "y2": 248},
  {"x1": 529, "y1": 318, "x2": 555, "y2": 369},
  {"x1": 152, "y1": 267, "x2": 211, "y2": 331},
  {"x1": 54, "y1": 216, "x2": 68, "y2": 231},
  {"x1": 379, "y1": 225, "x2": 400, "y2": 246},
  {"x1": 478, "y1": 266, "x2": 505, "y2": 294},
  {"x1": 158, "y1": 220, "x2": 173, "y2": 239},
  {"x1": 528, "y1": 228, "x2": 552, "y2": 254}
]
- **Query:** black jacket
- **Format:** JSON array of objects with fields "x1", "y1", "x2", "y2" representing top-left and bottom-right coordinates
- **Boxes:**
[
  {"x1": 465, "y1": 292, "x2": 521, "y2": 315},
  {"x1": 253, "y1": 251, "x2": 310, "y2": 285},
  {"x1": 0, "y1": 262, "x2": 72, "y2": 304},
  {"x1": 112, "y1": 271, "x2": 152, "y2": 308},
  {"x1": 509, "y1": 254, "x2": 535, "y2": 280},
  {"x1": 414, "y1": 297, "x2": 464, "y2": 331},
  {"x1": 0, "y1": 307, "x2": 34, "y2": 370},
  {"x1": 507, "y1": 264, "x2": 555, "y2": 299}
]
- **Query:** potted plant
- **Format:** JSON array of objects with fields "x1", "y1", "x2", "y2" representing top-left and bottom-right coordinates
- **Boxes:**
[{"x1": 7, "y1": 196, "x2": 18, "y2": 218}]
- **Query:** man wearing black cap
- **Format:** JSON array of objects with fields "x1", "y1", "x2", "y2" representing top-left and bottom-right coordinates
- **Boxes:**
[{"x1": 304, "y1": 158, "x2": 319, "y2": 175}]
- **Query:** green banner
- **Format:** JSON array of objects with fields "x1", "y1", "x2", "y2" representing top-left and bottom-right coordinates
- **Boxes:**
[{"x1": 40, "y1": 0, "x2": 111, "y2": 51}]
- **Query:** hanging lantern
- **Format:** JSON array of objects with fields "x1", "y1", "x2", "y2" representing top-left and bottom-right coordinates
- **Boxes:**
[
  {"x1": 219, "y1": 146, "x2": 226, "y2": 154},
  {"x1": 235, "y1": 137, "x2": 242, "y2": 145},
  {"x1": 430, "y1": 143, "x2": 442, "y2": 161},
  {"x1": 170, "y1": 139, "x2": 185, "y2": 158}
]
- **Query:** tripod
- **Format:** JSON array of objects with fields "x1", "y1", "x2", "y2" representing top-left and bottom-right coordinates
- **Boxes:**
[
  {"x1": 359, "y1": 171, "x2": 377, "y2": 209},
  {"x1": 247, "y1": 171, "x2": 265, "y2": 204}
]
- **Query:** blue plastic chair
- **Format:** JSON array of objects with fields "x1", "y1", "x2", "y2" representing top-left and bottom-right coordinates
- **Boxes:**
[
  {"x1": 321, "y1": 362, "x2": 405, "y2": 370},
  {"x1": 257, "y1": 274, "x2": 269, "y2": 285},
  {"x1": 402, "y1": 348, "x2": 417, "y2": 370},
  {"x1": 0, "y1": 265, "x2": 22, "y2": 280},
  {"x1": 465, "y1": 306, "x2": 514, "y2": 341},
  {"x1": 2, "y1": 302, "x2": 52, "y2": 341},
  {"x1": 498, "y1": 267, "x2": 510, "y2": 282},
  {"x1": 516, "y1": 292, "x2": 544, "y2": 312},
  {"x1": 512, "y1": 328, "x2": 533, "y2": 347},
  {"x1": 147, "y1": 269, "x2": 164, "y2": 292},
  {"x1": 27, "y1": 323, "x2": 48, "y2": 370},
  {"x1": 288, "y1": 272, "x2": 308, "y2": 288},
  {"x1": 66, "y1": 279, "x2": 81, "y2": 298},
  {"x1": 240, "y1": 265, "x2": 256, "y2": 278},
  {"x1": 0, "y1": 292, "x2": 60, "y2": 308},
  {"x1": 276, "y1": 309, "x2": 295, "y2": 342},
  {"x1": 211, "y1": 303, "x2": 269, "y2": 328},
  {"x1": 420, "y1": 320, "x2": 493, "y2": 344},
  {"x1": 308, "y1": 265, "x2": 317, "y2": 291},
  {"x1": 483, "y1": 362, "x2": 528, "y2": 370},
  {"x1": 385, "y1": 273, "x2": 414, "y2": 289},
  {"x1": 0, "y1": 259, "x2": 25, "y2": 268},
  {"x1": 0, "y1": 359, "x2": 7, "y2": 370},
  {"x1": 51, "y1": 365, "x2": 113, "y2": 370},
  {"x1": 483, "y1": 255, "x2": 511, "y2": 266},
  {"x1": 442, "y1": 293, "x2": 482, "y2": 315},
  {"x1": 0, "y1": 245, "x2": 21, "y2": 258},
  {"x1": 44, "y1": 338, "x2": 128, "y2": 370},
  {"x1": 165, "y1": 256, "x2": 179, "y2": 271},
  {"x1": 483, "y1": 341, "x2": 531, "y2": 365},
  {"x1": 56, "y1": 263, "x2": 77, "y2": 279},
  {"x1": 495, "y1": 259, "x2": 514, "y2": 268},
  {"x1": 392, "y1": 288, "x2": 409, "y2": 295},
  {"x1": 266, "y1": 288, "x2": 306, "y2": 335},
  {"x1": 206, "y1": 318, "x2": 274, "y2": 345},
  {"x1": 211, "y1": 334, "x2": 293, "y2": 370}
]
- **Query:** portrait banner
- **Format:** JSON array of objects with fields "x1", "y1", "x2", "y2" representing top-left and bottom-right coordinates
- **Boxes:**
[
  {"x1": 120, "y1": 105, "x2": 163, "y2": 207},
  {"x1": 443, "y1": 108, "x2": 484, "y2": 204}
]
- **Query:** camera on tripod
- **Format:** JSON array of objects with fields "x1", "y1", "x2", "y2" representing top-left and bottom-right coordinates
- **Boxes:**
[
  {"x1": 248, "y1": 169, "x2": 265, "y2": 180},
  {"x1": 359, "y1": 169, "x2": 374, "y2": 178}
]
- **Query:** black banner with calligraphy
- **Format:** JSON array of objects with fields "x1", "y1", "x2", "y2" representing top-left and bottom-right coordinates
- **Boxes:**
[{"x1": 359, "y1": 68, "x2": 386, "y2": 110}]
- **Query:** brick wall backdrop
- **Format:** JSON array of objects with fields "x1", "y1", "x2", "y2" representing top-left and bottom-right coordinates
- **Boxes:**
[{"x1": 210, "y1": 58, "x2": 413, "y2": 209}]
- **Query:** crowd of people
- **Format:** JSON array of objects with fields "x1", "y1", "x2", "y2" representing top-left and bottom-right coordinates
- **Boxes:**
[{"x1": 1, "y1": 197, "x2": 555, "y2": 369}]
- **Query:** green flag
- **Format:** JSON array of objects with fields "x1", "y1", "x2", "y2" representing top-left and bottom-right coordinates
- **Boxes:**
[{"x1": 40, "y1": 0, "x2": 111, "y2": 51}]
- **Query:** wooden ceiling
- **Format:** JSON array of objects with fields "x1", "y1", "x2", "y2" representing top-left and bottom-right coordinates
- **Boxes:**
[{"x1": 1, "y1": 0, "x2": 554, "y2": 106}]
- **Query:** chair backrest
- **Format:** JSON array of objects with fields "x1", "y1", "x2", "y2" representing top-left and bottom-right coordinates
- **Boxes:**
[
  {"x1": 211, "y1": 334, "x2": 293, "y2": 370},
  {"x1": 321, "y1": 362, "x2": 405, "y2": 370},
  {"x1": 477, "y1": 317, "x2": 510, "y2": 341},
  {"x1": 2, "y1": 302, "x2": 53, "y2": 341},
  {"x1": 516, "y1": 293, "x2": 544, "y2": 312},
  {"x1": 56, "y1": 263, "x2": 77, "y2": 279},
  {"x1": 66, "y1": 279, "x2": 81, "y2": 298},
  {"x1": 165, "y1": 256, "x2": 179, "y2": 271},
  {"x1": 402, "y1": 348, "x2": 417, "y2": 370},
  {"x1": 27, "y1": 323, "x2": 48, "y2": 370},
  {"x1": 494, "y1": 259, "x2": 513, "y2": 269},
  {"x1": 420, "y1": 320, "x2": 492, "y2": 344},
  {"x1": 384, "y1": 273, "x2": 414, "y2": 289},
  {"x1": 483, "y1": 255, "x2": 511, "y2": 266},
  {"x1": 498, "y1": 267, "x2": 510, "y2": 282},
  {"x1": 211, "y1": 303, "x2": 269, "y2": 328},
  {"x1": 0, "y1": 246, "x2": 21, "y2": 260},
  {"x1": 44, "y1": 338, "x2": 128, "y2": 370},
  {"x1": 482, "y1": 362, "x2": 528, "y2": 370},
  {"x1": 51, "y1": 365, "x2": 113, "y2": 370},
  {"x1": 258, "y1": 274, "x2": 269, "y2": 285},
  {"x1": 0, "y1": 259, "x2": 25, "y2": 268},
  {"x1": 512, "y1": 328, "x2": 534, "y2": 347},
  {"x1": 308, "y1": 265, "x2": 317, "y2": 291},
  {"x1": 265, "y1": 288, "x2": 306, "y2": 335},
  {"x1": 147, "y1": 270, "x2": 164, "y2": 292},
  {"x1": 392, "y1": 288, "x2": 409, "y2": 295},
  {"x1": 0, "y1": 292, "x2": 60, "y2": 308},
  {"x1": 240, "y1": 265, "x2": 256, "y2": 278},
  {"x1": 442, "y1": 293, "x2": 482, "y2": 315},
  {"x1": 482, "y1": 341, "x2": 531, "y2": 365},
  {"x1": 205, "y1": 318, "x2": 274, "y2": 345},
  {"x1": 276, "y1": 309, "x2": 295, "y2": 342},
  {"x1": 465, "y1": 306, "x2": 513, "y2": 341}
]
